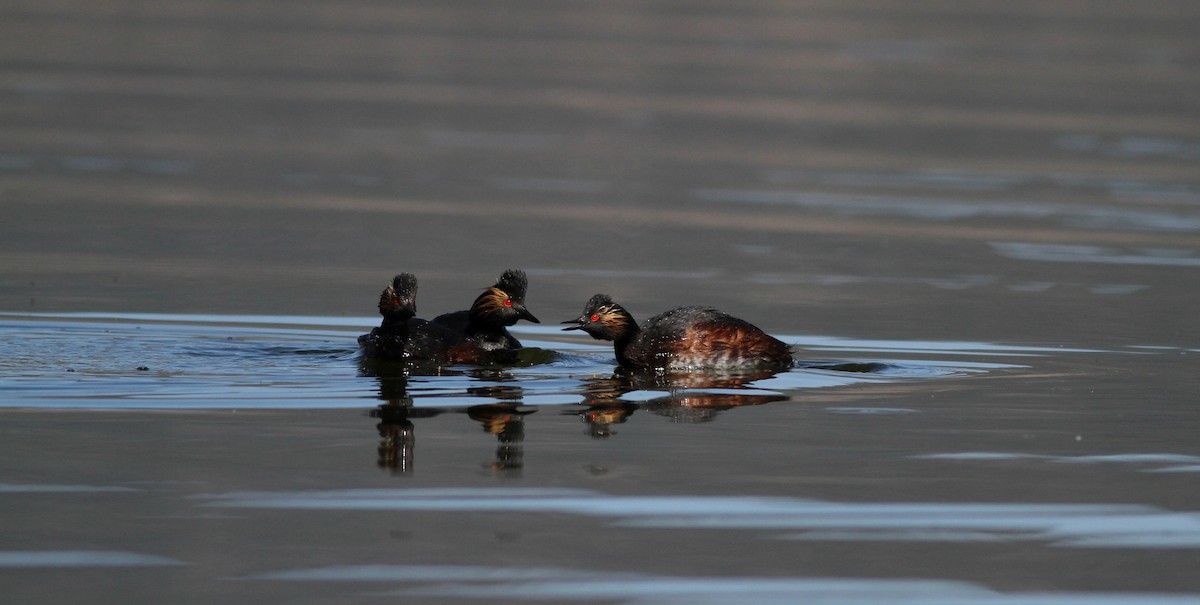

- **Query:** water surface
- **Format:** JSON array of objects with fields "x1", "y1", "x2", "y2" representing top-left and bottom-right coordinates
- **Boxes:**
[
  {"x1": 2, "y1": 313, "x2": 1198, "y2": 604},
  {"x1": 3, "y1": 1, "x2": 1199, "y2": 603}
]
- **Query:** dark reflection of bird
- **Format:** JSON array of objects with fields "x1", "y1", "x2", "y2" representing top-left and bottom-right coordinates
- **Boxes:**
[
  {"x1": 433, "y1": 269, "x2": 540, "y2": 352},
  {"x1": 563, "y1": 294, "x2": 793, "y2": 371},
  {"x1": 369, "y1": 399, "x2": 446, "y2": 475},
  {"x1": 575, "y1": 367, "x2": 790, "y2": 428},
  {"x1": 359, "y1": 352, "x2": 453, "y2": 475},
  {"x1": 575, "y1": 402, "x2": 638, "y2": 438},
  {"x1": 468, "y1": 404, "x2": 534, "y2": 473},
  {"x1": 358, "y1": 273, "x2": 484, "y2": 363},
  {"x1": 639, "y1": 391, "x2": 788, "y2": 423},
  {"x1": 374, "y1": 410, "x2": 415, "y2": 474}
]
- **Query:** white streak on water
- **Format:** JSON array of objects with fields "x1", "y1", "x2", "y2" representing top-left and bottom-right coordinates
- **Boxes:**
[
  {"x1": 825, "y1": 407, "x2": 918, "y2": 415},
  {"x1": 918, "y1": 452, "x2": 1200, "y2": 475},
  {"x1": 249, "y1": 563, "x2": 615, "y2": 582},
  {"x1": 198, "y1": 488, "x2": 1200, "y2": 549},
  {"x1": 242, "y1": 563, "x2": 1200, "y2": 604},
  {"x1": 991, "y1": 243, "x2": 1200, "y2": 267},
  {"x1": 693, "y1": 189, "x2": 1200, "y2": 232},
  {"x1": 779, "y1": 334, "x2": 1105, "y2": 355}
]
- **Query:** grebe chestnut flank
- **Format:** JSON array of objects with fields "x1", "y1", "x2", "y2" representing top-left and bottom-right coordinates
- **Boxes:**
[{"x1": 562, "y1": 294, "x2": 794, "y2": 370}]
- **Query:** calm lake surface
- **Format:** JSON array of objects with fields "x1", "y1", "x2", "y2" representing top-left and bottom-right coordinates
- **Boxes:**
[{"x1": 2, "y1": 1, "x2": 1199, "y2": 604}]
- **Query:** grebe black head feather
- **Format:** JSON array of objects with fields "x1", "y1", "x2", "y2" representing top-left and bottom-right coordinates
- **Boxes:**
[
  {"x1": 378, "y1": 273, "x2": 418, "y2": 320},
  {"x1": 469, "y1": 269, "x2": 540, "y2": 326},
  {"x1": 561, "y1": 293, "x2": 637, "y2": 342}
]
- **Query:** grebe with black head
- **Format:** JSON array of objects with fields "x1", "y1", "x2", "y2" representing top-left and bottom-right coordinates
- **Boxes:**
[
  {"x1": 358, "y1": 273, "x2": 482, "y2": 362},
  {"x1": 431, "y1": 269, "x2": 540, "y2": 351},
  {"x1": 562, "y1": 294, "x2": 794, "y2": 371}
]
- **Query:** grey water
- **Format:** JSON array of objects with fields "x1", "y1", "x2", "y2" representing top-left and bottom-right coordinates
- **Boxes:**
[
  {"x1": 2, "y1": 313, "x2": 1199, "y2": 604},
  {"x1": 4, "y1": 0, "x2": 1200, "y2": 603}
]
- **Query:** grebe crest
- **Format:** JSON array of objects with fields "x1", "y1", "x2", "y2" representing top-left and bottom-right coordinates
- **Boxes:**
[
  {"x1": 469, "y1": 269, "x2": 540, "y2": 327},
  {"x1": 378, "y1": 273, "x2": 418, "y2": 320}
]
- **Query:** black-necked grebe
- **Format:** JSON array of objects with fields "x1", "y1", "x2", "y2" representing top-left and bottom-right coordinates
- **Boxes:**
[
  {"x1": 358, "y1": 274, "x2": 482, "y2": 362},
  {"x1": 432, "y1": 269, "x2": 540, "y2": 351},
  {"x1": 562, "y1": 294, "x2": 794, "y2": 370}
]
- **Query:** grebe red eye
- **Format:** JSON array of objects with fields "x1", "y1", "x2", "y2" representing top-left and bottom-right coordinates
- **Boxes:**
[
  {"x1": 392, "y1": 296, "x2": 400, "y2": 306},
  {"x1": 504, "y1": 298, "x2": 513, "y2": 307},
  {"x1": 590, "y1": 314, "x2": 599, "y2": 322}
]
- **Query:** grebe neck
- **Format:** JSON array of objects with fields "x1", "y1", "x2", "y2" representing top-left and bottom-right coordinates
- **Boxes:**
[
  {"x1": 380, "y1": 313, "x2": 411, "y2": 332},
  {"x1": 610, "y1": 316, "x2": 643, "y2": 369}
]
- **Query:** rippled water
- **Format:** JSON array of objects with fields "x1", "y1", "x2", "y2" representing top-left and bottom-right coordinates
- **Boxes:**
[
  {"x1": 4, "y1": 1, "x2": 1200, "y2": 602},
  {"x1": 3, "y1": 312, "x2": 1198, "y2": 604},
  {"x1": 1, "y1": 313, "x2": 1031, "y2": 482},
  {"x1": 0, "y1": 313, "x2": 1016, "y2": 412}
]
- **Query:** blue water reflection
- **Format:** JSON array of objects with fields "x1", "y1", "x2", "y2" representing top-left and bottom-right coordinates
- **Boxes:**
[{"x1": 0, "y1": 314, "x2": 1020, "y2": 413}]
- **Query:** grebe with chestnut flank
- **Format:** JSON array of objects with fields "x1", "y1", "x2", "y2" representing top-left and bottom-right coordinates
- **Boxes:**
[{"x1": 562, "y1": 294, "x2": 793, "y2": 370}]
